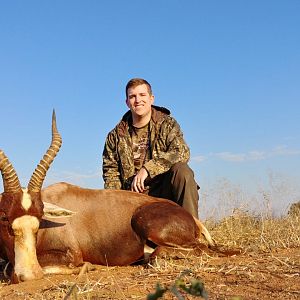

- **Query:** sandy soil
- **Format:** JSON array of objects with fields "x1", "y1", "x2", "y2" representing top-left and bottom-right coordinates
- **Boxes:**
[{"x1": 0, "y1": 247, "x2": 299, "y2": 299}]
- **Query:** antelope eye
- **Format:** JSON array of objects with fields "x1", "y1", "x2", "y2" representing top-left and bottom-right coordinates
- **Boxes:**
[{"x1": 0, "y1": 214, "x2": 8, "y2": 222}]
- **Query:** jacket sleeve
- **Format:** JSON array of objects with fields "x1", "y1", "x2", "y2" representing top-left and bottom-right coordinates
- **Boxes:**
[
  {"x1": 143, "y1": 117, "x2": 190, "y2": 178},
  {"x1": 102, "y1": 130, "x2": 122, "y2": 189}
]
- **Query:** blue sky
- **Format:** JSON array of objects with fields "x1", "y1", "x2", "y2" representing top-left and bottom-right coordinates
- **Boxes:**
[{"x1": 1, "y1": 1, "x2": 299, "y2": 216}]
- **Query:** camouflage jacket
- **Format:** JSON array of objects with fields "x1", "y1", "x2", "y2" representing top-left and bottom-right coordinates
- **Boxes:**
[{"x1": 102, "y1": 106, "x2": 190, "y2": 190}]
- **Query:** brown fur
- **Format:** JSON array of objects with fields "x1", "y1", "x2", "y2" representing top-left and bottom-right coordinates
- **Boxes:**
[{"x1": 37, "y1": 183, "x2": 204, "y2": 267}]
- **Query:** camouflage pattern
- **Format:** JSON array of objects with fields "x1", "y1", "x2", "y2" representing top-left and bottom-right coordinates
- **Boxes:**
[{"x1": 102, "y1": 106, "x2": 190, "y2": 190}]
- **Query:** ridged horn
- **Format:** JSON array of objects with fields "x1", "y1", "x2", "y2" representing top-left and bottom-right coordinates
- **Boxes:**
[
  {"x1": 27, "y1": 110, "x2": 62, "y2": 192},
  {"x1": 0, "y1": 150, "x2": 22, "y2": 193}
]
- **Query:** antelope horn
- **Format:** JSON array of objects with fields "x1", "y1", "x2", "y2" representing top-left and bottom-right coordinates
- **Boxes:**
[
  {"x1": 27, "y1": 110, "x2": 62, "y2": 192},
  {"x1": 0, "y1": 150, "x2": 22, "y2": 193}
]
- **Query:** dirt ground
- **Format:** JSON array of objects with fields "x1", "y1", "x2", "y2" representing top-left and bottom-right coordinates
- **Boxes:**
[{"x1": 0, "y1": 247, "x2": 299, "y2": 299}]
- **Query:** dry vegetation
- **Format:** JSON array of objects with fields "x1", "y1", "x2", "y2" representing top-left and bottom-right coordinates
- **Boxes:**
[{"x1": 0, "y1": 181, "x2": 299, "y2": 299}]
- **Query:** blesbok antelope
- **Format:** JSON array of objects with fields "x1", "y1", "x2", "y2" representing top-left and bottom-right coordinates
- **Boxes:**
[{"x1": 0, "y1": 111, "x2": 214, "y2": 283}]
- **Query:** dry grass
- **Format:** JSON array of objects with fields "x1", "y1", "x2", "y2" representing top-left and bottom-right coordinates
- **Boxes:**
[{"x1": 207, "y1": 209, "x2": 300, "y2": 252}]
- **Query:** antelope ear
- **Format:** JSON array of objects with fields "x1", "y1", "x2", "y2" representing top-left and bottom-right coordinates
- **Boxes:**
[{"x1": 43, "y1": 202, "x2": 76, "y2": 218}]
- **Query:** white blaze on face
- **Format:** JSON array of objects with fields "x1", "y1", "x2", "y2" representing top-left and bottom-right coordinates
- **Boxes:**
[
  {"x1": 21, "y1": 188, "x2": 32, "y2": 211},
  {"x1": 12, "y1": 215, "x2": 43, "y2": 281}
]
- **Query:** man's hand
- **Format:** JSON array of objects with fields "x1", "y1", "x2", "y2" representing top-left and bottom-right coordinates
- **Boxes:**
[{"x1": 131, "y1": 167, "x2": 148, "y2": 193}]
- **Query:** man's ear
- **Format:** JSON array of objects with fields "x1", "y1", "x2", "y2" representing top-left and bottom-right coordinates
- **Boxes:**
[
  {"x1": 150, "y1": 94, "x2": 155, "y2": 105},
  {"x1": 125, "y1": 98, "x2": 130, "y2": 108}
]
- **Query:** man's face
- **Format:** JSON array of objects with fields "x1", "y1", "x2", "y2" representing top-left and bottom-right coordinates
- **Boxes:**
[{"x1": 126, "y1": 84, "x2": 154, "y2": 119}]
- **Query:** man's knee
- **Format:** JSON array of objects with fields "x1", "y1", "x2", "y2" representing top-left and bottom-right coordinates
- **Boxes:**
[{"x1": 170, "y1": 162, "x2": 194, "y2": 181}]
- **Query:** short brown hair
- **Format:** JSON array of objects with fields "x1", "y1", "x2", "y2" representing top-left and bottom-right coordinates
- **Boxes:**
[{"x1": 125, "y1": 78, "x2": 152, "y2": 98}]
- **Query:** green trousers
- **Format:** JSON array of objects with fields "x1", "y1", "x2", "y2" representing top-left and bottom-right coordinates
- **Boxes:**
[{"x1": 146, "y1": 162, "x2": 199, "y2": 218}]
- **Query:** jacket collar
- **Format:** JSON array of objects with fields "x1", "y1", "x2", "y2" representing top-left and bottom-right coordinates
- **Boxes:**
[{"x1": 117, "y1": 106, "x2": 170, "y2": 137}]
